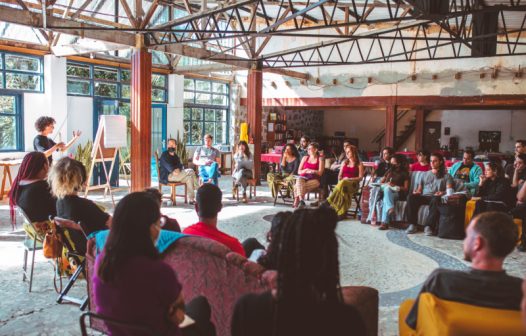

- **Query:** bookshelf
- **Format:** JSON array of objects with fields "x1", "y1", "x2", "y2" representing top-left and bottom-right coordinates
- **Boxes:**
[{"x1": 266, "y1": 111, "x2": 287, "y2": 147}]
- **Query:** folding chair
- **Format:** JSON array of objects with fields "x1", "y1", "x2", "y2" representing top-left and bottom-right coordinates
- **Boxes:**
[
  {"x1": 80, "y1": 312, "x2": 161, "y2": 336},
  {"x1": 19, "y1": 208, "x2": 48, "y2": 292},
  {"x1": 53, "y1": 217, "x2": 89, "y2": 310},
  {"x1": 154, "y1": 151, "x2": 187, "y2": 206},
  {"x1": 349, "y1": 171, "x2": 369, "y2": 218}
]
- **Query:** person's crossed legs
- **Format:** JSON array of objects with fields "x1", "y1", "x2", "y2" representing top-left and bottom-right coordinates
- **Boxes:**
[{"x1": 199, "y1": 162, "x2": 220, "y2": 185}]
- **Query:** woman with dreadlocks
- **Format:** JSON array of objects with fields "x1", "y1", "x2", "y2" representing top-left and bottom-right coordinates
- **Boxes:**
[
  {"x1": 231, "y1": 207, "x2": 367, "y2": 336},
  {"x1": 8, "y1": 152, "x2": 56, "y2": 230}
]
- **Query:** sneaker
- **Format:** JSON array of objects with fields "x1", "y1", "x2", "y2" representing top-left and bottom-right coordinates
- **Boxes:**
[
  {"x1": 424, "y1": 226, "x2": 434, "y2": 236},
  {"x1": 298, "y1": 200, "x2": 307, "y2": 209},
  {"x1": 517, "y1": 244, "x2": 526, "y2": 252},
  {"x1": 406, "y1": 224, "x2": 417, "y2": 234},
  {"x1": 378, "y1": 224, "x2": 389, "y2": 230}
]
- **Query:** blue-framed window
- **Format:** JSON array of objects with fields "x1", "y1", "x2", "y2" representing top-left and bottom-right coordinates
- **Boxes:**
[
  {"x1": 0, "y1": 93, "x2": 23, "y2": 151},
  {"x1": 66, "y1": 61, "x2": 167, "y2": 103},
  {"x1": 183, "y1": 78, "x2": 230, "y2": 145},
  {"x1": 0, "y1": 52, "x2": 44, "y2": 92}
]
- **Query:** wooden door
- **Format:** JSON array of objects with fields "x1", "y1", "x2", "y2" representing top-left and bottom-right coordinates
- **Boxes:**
[{"x1": 423, "y1": 121, "x2": 441, "y2": 152}]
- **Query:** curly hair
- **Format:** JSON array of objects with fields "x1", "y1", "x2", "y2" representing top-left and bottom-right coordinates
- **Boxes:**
[
  {"x1": 34, "y1": 116, "x2": 56, "y2": 132},
  {"x1": 48, "y1": 157, "x2": 87, "y2": 198}
]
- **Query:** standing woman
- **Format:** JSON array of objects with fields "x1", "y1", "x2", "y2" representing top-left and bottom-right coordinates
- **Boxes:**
[
  {"x1": 267, "y1": 144, "x2": 300, "y2": 199},
  {"x1": 34, "y1": 116, "x2": 81, "y2": 164},
  {"x1": 8, "y1": 152, "x2": 56, "y2": 231},
  {"x1": 293, "y1": 142, "x2": 324, "y2": 208},
  {"x1": 232, "y1": 140, "x2": 254, "y2": 203},
  {"x1": 327, "y1": 145, "x2": 364, "y2": 219},
  {"x1": 378, "y1": 154, "x2": 410, "y2": 230}
]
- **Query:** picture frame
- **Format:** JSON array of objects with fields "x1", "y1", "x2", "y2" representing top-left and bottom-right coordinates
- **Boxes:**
[{"x1": 269, "y1": 112, "x2": 277, "y2": 121}]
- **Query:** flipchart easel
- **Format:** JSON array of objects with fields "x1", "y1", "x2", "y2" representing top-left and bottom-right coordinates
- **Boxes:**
[{"x1": 84, "y1": 115, "x2": 127, "y2": 205}]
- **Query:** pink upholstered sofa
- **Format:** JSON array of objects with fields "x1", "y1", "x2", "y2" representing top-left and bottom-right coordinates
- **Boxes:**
[{"x1": 86, "y1": 236, "x2": 379, "y2": 336}]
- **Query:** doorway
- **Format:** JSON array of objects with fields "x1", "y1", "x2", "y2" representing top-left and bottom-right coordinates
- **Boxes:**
[{"x1": 423, "y1": 121, "x2": 442, "y2": 152}]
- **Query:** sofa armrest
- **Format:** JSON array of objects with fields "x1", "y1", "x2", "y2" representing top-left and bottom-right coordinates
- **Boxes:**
[{"x1": 341, "y1": 286, "x2": 379, "y2": 336}]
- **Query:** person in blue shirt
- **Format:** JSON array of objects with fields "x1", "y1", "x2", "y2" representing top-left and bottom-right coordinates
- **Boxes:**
[{"x1": 449, "y1": 149, "x2": 482, "y2": 196}]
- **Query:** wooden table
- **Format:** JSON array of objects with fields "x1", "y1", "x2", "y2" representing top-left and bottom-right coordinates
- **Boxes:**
[{"x1": 0, "y1": 159, "x2": 22, "y2": 200}]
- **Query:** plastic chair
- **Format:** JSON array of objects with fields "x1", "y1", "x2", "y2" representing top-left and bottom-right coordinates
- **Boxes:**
[
  {"x1": 154, "y1": 151, "x2": 187, "y2": 206},
  {"x1": 80, "y1": 312, "x2": 161, "y2": 336},
  {"x1": 53, "y1": 217, "x2": 89, "y2": 310},
  {"x1": 19, "y1": 207, "x2": 48, "y2": 292}
]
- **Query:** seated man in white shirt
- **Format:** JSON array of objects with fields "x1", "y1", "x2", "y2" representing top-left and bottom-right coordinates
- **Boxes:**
[{"x1": 193, "y1": 133, "x2": 221, "y2": 185}]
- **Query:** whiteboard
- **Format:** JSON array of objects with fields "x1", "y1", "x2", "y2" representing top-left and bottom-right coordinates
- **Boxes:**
[{"x1": 101, "y1": 115, "x2": 127, "y2": 148}]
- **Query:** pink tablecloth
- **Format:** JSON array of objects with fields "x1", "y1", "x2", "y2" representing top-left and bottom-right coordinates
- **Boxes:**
[{"x1": 261, "y1": 153, "x2": 281, "y2": 164}]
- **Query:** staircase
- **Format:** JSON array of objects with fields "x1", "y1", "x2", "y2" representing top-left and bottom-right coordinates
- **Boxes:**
[{"x1": 372, "y1": 110, "x2": 429, "y2": 150}]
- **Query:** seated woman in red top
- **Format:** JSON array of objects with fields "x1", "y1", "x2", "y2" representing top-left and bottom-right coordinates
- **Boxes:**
[
  {"x1": 293, "y1": 142, "x2": 325, "y2": 208},
  {"x1": 410, "y1": 150, "x2": 431, "y2": 172},
  {"x1": 94, "y1": 192, "x2": 215, "y2": 336},
  {"x1": 327, "y1": 145, "x2": 364, "y2": 218}
]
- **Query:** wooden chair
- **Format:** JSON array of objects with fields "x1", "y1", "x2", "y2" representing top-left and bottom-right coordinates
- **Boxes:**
[
  {"x1": 18, "y1": 208, "x2": 48, "y2": 292},
  {"x1": 53, "y1": 217, "x2": 88, "y2": 310},
  {"x1": 273, "y1": 179, "x2": 295, "y2": 206},
  {"x1": 154, "y1": 151, "x2": 187, "y2": 206},
  {"x1": 232, "y1": 154, "x2": 257, "y2": 202}
]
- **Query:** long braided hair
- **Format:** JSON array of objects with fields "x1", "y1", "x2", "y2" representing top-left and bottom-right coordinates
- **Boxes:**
[
  {"x1": 8, "y1": 152, "x2": 49, "y2": 224},
  {"x1": 272, "y1": 206, "x2": 342, "y2": 335}
]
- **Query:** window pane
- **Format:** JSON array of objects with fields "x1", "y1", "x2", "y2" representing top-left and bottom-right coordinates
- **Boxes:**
[
  {"x1": 121, "y1": 84, "x2": 130, "y2": 99},
  {"x1": 152, "y1": 88, "x2": 165, "y2": 102},
  {"x1": 67, "y1": 79, "x2": 91, "y2": 95},
  {"x1": 0, "y1": 115, "x2": 17, "y2": 150},
  {"x1": 184, "y1": 79, "x2": 194, "y2": 90},
  {"x1": 121, "y1": 69, "x2": 131, "y2": 83},
  {"x1": 192, "y1": 108, "x2": 202, "y2": 121},
  {"x1": 0, "y1": 96, "x2": 16, "y2": 114},
  {"x1": 184, "y1": 91, "x2": 194, "y2": 103},
  {"x1": 0, "y1": 73, "x2": 3, "y2": 89},
  {"x1": 6, "y1": 73, "x2": 40, "y2": 90},
  {"x1": 215, "y1": 122, "x2": 224, "y2": 144},
  {"x1": 184, "y1": 122, "x2": 190, "y2": 144},
  {"x1": 67, "y1": 63, "x2": 90, "y2": 78},
  {"x1": 191, "y1": 122, "x2": 202, "y2": 145},
  {"x1": 5, "y1": 54, "x2": 40, "y2": 72},
  {"x1": 215, "y1": 109, "x2": 226, "y2": 122},
  {"x1": 212, "y1": 95, "x2": 227, "y2": 106},
  {"x1": 196, "y1": 93, "x2": 211, "y2": 104},
  {"x1": 94, "y1": 82, "x2": 118, "y2": 97},
  {"x1": 0, "y1": 57, "x2": 3, "y2": 69},
  {"x1": 183, "y1": 108, "x2": 191, "y2": 120},
  {"x1": 204, "y1": 122, "x2": 215, "y2": 141},
  {"x1": 152, "y1": 74, "x2": 166, "y2": 87},
  {"x1": 94, "y1": 67, "x2": 118, "y2": 81},
  {"x1": 204, "y1": 109, "x2": 215, "y2": 121},
  {"x1": 212, "y1": 82, "x2": 227, "y2": 94},
  {"x1": 195, "y1": 80, "x2": 210, "y2": 92}
]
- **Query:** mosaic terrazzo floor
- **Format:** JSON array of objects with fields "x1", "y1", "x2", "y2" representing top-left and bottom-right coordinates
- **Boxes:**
[{"x1": 1, "y1": 177, "x2": 525, "y2": 335}]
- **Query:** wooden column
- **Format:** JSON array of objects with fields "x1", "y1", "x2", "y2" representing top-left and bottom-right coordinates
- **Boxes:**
[
  {"x1": 247, "y1": 65, "x2": 262, "y2": 182},
  {"x1": 385, "y1": 104, "x2": 397, "y2": 148},
  {"x1": 130, "y1": 36, "x2": 152, "y2": 191},
  {"x1": 415, "y1": 108, "x2": 425, "y2": 151}
]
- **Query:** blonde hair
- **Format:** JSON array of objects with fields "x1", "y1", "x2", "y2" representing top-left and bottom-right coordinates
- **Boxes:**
[{"x1": 48, "y1": 157, "x2": 87, "y2": 199}]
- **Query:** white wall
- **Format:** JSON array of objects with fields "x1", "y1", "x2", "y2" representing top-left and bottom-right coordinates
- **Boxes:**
[
  {"x1": 67, "y1": 96, "x2": 93, "y2": 147},
  {"x1": 323, "y1": 108, "x2": 526, "y2": 153},
  {"x1": 323, "y1": 109, "x2": 385, "y2": 151},
  {"x1": 167, "y1": 74, "x2": 184, "y2": 141}
]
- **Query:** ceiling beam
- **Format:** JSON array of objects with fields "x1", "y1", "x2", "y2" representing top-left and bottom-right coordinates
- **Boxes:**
[
  {"x1": 0, "y1": 5, "x2": 136, "y2": 45},
  {"x1": 264, "y1": 68, "x2": 310, "y2": 80}
]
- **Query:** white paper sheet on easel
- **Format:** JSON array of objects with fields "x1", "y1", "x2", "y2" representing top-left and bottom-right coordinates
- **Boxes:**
[{"x1": 101, "y1": 115, "x2": 127, "y2": 148}]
